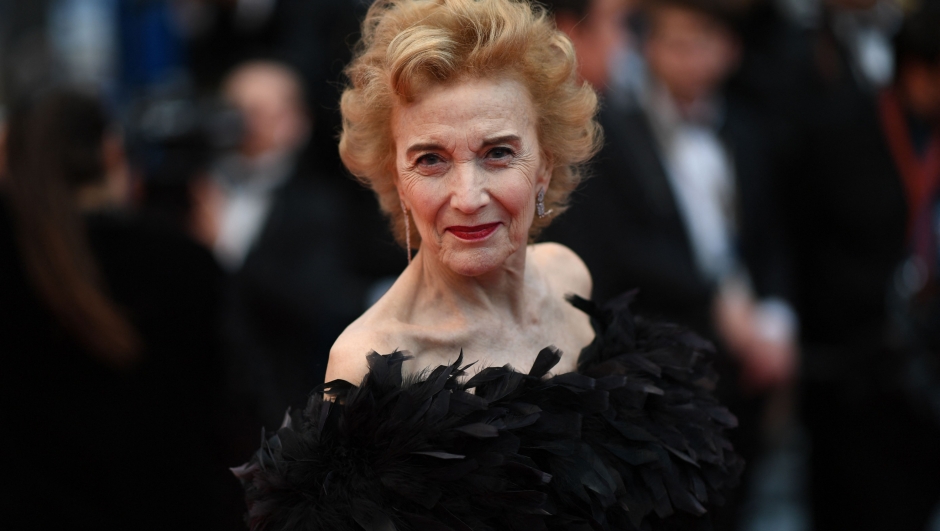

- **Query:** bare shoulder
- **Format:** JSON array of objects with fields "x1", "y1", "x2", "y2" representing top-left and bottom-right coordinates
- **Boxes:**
[
  {"x1": 529, "y1": 242, "x2": 592, "y2": 300},
  {"x1": 325, "y1": 311, "x2": 398, "y2": 385}
]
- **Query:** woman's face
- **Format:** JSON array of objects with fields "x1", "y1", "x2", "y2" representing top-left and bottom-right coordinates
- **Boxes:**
[{"x1": 392, "y1": 77, "x2": 550, "y2": 277}]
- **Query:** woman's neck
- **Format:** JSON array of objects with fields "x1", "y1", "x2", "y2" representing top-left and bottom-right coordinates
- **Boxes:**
[{"x1": 405, "y1": 243, "x2": 541, "y2": 326}]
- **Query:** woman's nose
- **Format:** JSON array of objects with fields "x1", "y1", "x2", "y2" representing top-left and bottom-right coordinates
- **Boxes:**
[{"x1": 449, "y1": 162, "x2": 489, "y2": 213}]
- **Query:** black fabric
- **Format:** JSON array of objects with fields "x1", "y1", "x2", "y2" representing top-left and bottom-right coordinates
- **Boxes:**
[
  {"x1": 0, "y1": 197, "x2": 241, "y2": 530},
  {"x1": 234, "y1": 292, "x2": 743, "y2": 531}
]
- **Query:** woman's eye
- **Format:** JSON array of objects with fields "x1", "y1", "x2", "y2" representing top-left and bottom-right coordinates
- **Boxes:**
[
  {"x1": 486, "y1": 147, "x2": 514, "y2": 161},
  {"x1": 416, "y1": 153, "x2": 444, "y2": 167}
]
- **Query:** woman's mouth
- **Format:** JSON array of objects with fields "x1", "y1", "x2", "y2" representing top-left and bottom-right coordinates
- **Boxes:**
[{"x1": 447, "y1": 222, "x2": 500, "y2": 241}]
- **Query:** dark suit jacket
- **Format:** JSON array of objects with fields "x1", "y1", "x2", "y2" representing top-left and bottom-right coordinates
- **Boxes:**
[
  {"x1": 220, "y1": 163, "x2": 380, "y2": 430},
  {"x1": 545, "y1": 94, "x2": 792, "y2": 339},
  {"x1": 782, "y1": 85, "x2": 908, "y2": 351}
]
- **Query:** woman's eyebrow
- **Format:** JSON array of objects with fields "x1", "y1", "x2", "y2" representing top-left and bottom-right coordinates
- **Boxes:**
[
  {"x1": 405, "y1": 142, "x2": 446, "y2": 156},
  {"x1": 480, "y1": 134, "x2": 521, "y2": 147},
  {"x1": 406, "y1": 135, "x2": 521, "y2": 156}
]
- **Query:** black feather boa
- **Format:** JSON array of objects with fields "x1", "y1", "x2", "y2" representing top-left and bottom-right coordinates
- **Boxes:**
[{"x1": 233, "y1": 293, "x2": 744, "y2": 531}]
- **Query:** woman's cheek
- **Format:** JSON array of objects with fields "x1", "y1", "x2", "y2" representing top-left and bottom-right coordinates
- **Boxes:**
[
  {"x1": 499, "y1": 174, "x2": 537, "y2": 230},
  {"x1": 403, "y1": 177, "x2": 447, "y2": 242}
]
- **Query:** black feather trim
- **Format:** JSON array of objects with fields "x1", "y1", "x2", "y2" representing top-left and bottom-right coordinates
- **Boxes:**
[{"x1": 234, "y1": 294, "x2": 743, "y2": 530}]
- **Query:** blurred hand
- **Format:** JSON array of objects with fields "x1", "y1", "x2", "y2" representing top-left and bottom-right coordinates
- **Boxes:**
[
  {"x1": 741, "y1": 328, "x2": 798, "y2": 392},
  {"x1": 713, "y1": 281, "x2": 799, "y2": 393},
  {"x1": 189, "y1": 175, "x2": 224, "y2": 250}
]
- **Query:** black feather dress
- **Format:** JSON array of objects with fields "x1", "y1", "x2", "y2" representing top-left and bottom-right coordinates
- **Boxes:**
[{"x1": 233, "y1": 293, "x2": 743, "y2": 531}]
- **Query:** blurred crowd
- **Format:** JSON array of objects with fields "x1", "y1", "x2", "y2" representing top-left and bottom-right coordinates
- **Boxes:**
[{"x1": 0, "y1": 0, "x2": 939, "y2": 530}]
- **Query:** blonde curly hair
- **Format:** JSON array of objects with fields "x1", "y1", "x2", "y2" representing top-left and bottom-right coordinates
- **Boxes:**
[{"x1": 339, "y1": 0, "x2": 602, "y2": 248}]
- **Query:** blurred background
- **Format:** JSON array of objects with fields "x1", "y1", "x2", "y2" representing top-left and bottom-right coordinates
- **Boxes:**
[{"x1": 0, "y1": 0, "x2": 938, "y2": 530}]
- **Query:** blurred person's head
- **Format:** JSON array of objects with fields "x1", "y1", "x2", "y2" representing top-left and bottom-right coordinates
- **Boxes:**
[
  {"x1": 548, "y1": 0, "x2": 632, "y2": 90},
  {"x1": 642, "y1": 0, "x2": 741, "y2": 109},
  {"x1": 893, "y1": 8, "x2": 940, "y2": 124},
  {"x1": 222, "y1": 61, "x2": 310, "y2": 160},
  {"x1": 3, "y1": 89, "x2": 140, "y2": 366},
  {"x1": 824, "y1": 0, "x2": 879, "y2": 11}
]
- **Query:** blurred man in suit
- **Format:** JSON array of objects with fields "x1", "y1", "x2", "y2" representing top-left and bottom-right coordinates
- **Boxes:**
[
  {"x1": 780, "y1": 5, "x2": 940, "y2": 529},
  {"x1": 204, "y1": 61, "x2": 367, "y2": 431},
  {"x1": 549, "y1": 0, "x2": 796, "y2": 393}
]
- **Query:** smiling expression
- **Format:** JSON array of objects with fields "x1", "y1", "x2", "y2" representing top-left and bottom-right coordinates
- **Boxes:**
[{"x1": 392, "y1": 76, "x2": 550, "y2": 277}]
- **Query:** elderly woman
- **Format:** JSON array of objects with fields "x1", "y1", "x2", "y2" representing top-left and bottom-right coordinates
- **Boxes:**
[{"x1": 235, "y1": 1, "x2": 741, "y2": 529}]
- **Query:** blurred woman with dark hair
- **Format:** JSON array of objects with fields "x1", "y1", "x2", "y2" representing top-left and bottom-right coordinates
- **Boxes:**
[
  {"x1": 0, "y1": 89, "x2": 240, "y2": 530},
  {"x1": 3, "y1": 90, "x2": 141, "y2": 364}
]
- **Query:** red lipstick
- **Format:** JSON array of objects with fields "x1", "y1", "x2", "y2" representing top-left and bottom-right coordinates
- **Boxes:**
[{"x1": 447, "y1": 222, "x2": 500, "y2": 241}]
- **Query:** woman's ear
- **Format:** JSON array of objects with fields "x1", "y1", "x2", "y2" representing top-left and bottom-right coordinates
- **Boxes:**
[{"x1": 537, "y1": 151, "x2": 553, "y2": 189}]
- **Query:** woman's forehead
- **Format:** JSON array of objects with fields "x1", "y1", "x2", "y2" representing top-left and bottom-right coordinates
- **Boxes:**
[{"x1": 391, "y1": 77, "x2": 537, "y2": 144}]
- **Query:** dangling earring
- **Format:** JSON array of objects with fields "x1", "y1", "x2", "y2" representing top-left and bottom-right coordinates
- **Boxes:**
[
  {"x1": 400, "y1": 200, "x2": 412, "y2": 265},
  {"x1": 536, "y1": 188, "x2": 553, "y2": 219}
]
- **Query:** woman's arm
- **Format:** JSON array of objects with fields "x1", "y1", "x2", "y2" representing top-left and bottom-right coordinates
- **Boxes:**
[{"x1": 324, "y1": 327, "x2": 375, "y2": 385}]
